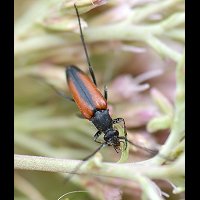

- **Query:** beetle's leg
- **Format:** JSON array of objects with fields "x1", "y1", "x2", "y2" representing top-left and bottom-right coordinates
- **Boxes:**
[
  {"x1": 113, "y1": 118, "x2": 127, "y2": 137},
  {"x1": 113, "y1": 118, "x2": 127, "y2": 149},
  {"x1": 94, "y1": 131, "x2": 103, "y2": 144},
  {"x1": 104, "y1": 85, "x2": 108, "y2": 101}
]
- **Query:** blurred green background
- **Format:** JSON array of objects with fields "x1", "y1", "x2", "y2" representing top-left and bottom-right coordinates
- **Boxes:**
[{"x1": 14, "y1": 0, "x2": 185, "y2": 199}]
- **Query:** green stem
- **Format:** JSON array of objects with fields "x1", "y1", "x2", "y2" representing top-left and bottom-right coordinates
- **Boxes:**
[
  {"x1": 146, "y1": 36, "x2": 181, "y2": 62},
  {"x1": 151, "y1": 50, "x2": 185, "y2": 163},
  {"x1": 128, "y1": 0, "x2": 183, "y2": 23}
]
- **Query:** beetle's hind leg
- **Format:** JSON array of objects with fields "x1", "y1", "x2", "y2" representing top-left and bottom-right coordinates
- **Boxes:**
[
  {"x1": 44, "y1": 80, "x2": 74, "y2": 102},
  {"x1": 104, "y1": 85, "x2": 108, "y2": 101}
]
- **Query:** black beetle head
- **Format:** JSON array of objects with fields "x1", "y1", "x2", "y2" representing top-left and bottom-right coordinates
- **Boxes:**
[{"x1": 104, "y1": 129, "x2": 120, "y2": 151}]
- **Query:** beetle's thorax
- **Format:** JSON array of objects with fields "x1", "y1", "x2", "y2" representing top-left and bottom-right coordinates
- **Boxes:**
[{"x1": 91, "y1": 109, "x2": 113, "y2": 132}]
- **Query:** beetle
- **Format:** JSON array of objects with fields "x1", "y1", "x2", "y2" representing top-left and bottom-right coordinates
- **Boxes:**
[
  {"x1": 64, "y1": 4, "x2": 131, "y2": 155},
  {"x1": 39, "y1": 4, "x2": 159, "y2": 159},
  {"x1": 66, "y1": 65, "x2": 128, "y2": 153},
  {"x1": 62, "y1": 4, "x2": 160, "y2": 159},
  {"x1": 65, "y1": 66, "x2": 158, "y2": 157}
]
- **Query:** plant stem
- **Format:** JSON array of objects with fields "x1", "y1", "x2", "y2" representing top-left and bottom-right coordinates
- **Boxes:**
[{"x1": 14, "y1": 154, "x2": 184, "y2": 180}]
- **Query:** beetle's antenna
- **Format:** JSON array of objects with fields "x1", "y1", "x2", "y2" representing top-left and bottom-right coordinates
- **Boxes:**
[
  {"x1": 127, "y1": 139, "x2": 173, "y2": 161},
  {"x1": 126, "y1": 139, "x2": 159, "y2": 156},
  {"x1": 65, "y1": 143, "x2": 107, "y2": 182},
  {"x1": 74, "y1": 4, "x2": 97, "y2": 86},
  {"x1": 118, "y1": 136, "x2": 173, "y2": 161},
  {"x1": 30, "y1": 75, "x2": 74, "y2": 102}
]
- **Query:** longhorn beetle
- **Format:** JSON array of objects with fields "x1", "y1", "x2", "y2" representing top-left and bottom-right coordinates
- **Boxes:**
[
  {"x1": 64, "y1": 4, "x2": 159, "y2": 161},
  {"x1": 66, "y1": 4, "x2": 128, "y2": 154}
]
